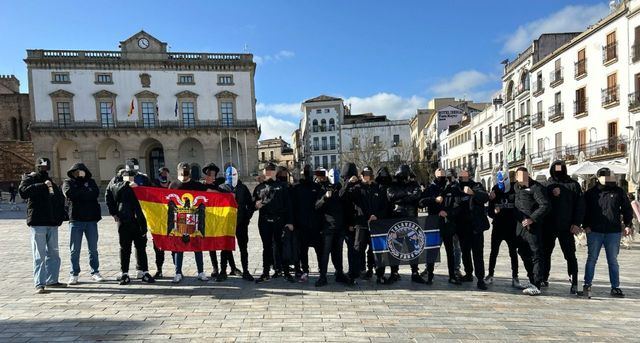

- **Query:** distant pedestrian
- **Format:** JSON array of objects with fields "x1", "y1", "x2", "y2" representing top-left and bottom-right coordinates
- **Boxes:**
[{"x1": 8, "y1": 183, "x2": 17, "y2": 204}]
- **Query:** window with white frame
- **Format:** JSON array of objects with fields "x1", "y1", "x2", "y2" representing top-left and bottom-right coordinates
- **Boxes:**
[
  {"x1": 52, "y1": 72, "x2": 70, "y2": 83},
  {"x1": 142, "y1": 102, "x2": 156, "y2": 128},
  {"x1": 217, "y1": 74, "x2": 233, "y2": 85},
  {"x1": 56, "y1": 102, "x2": 72, "y2": 126},
  {"x1": 99, "y1": 102, "x2": 114, "y2": 128},
  {"x1": 95, "y1": 73, "x2": 112, "y2": 84},
  {"x1": 220, "y1": 101, "x2": 234, "y2": 126},
  {"x1": 182, "y1": 101, "x2": 195, "y2": 127},
  {"x1": 178, "y1": 74, "x2": 194, "y2": 85}
]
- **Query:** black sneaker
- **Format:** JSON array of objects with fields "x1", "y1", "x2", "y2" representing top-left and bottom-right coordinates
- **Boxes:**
[
  {"x1": 141, "y1": 273, "x2": 155, "y2": 283},
  {"x1": 45, "y1": 282, "x2": 67, "y2": 288},
  {"x1": 388, "y1": 273, "x2": 400, "y2": 284},
  {"x1": 540, "y1": 281, "x2": 549, "y2": 288},
  {"x1": 611, "y1": 288, "x2": 625, "y2": 298},
  {"x1": 255, "y1": 273, "x2": 270, "y2": 283},
  {"x1": 242, "y1": 271, "x2": 254, "y2": 282},
  {"x1": 216, "y1": 272, "x2": 228, "y2": 282},
  {"x1": 315, "y1": 276, "x2": 328, "y2": 287},
  {"x1": 230, "y1": 267, "x2": 242, "y2": 276},
  {"x1": 411, "y1": 273, "x2": 427, "y2": 284},
  {"x1": 570, "y1": 284, "x2": 578, "y2": 295},
  {"x1": 477, "y1": 280, "x2": 488, "y2": 290},
  {"x1": 376, "y1": 276, "x2": 388, "y2": 284},
  {"x1": 272, "y1": 270, "x2": 282, "y2": 279},
  {"x1": 210, "y1": 269, "x2": 219, "y2": 279},
  {"x1": 426, "y1": 272, "x2": 434, "y2": 285},
  {"x1": 460, "y1": 274, "x2": 474, "y2": 282},
  {"x1": 284, "y1": 273, "x2": 296, "y2": 283},
  {"x1": 154, "y1": 270, "x2": 163, "y2": 279},
  {"x1": 119, "y1": 274, "x2": 131, "y2": 285},
  {"x1": 448, "y1": 277, "x2": 462, "y2": 285},
  {"x1": 335, "y1": 272, "x2": 351, "y2": 285},
  {"x1": 365, "y1": 269, "x2": 373, "y2": 280}
]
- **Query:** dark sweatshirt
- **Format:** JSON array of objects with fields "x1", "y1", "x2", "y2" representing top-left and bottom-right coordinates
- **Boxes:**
[{"x1": 62, "y1": 163, "x2": 101, "y2": 222}]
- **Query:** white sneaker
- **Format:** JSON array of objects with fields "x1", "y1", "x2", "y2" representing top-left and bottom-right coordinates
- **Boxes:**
[
  {"x1": 91, "y1": 273, "x2": 104, "y2": 282},
  {"x1": 136, "y1": 270, "x2": 145, "y2": 279},
  {"x1": 197, "y1": 272, "x2": 209, "y2": 281},
  {"x1": 67, "y1": 275, "x2": 79, "y2": 285},
  {"x1": 523, "y1": 285, "x2": 541, "y2": 296},
  {"x1": 172, "y1": 274, "x2": 183, "y2": 283}
]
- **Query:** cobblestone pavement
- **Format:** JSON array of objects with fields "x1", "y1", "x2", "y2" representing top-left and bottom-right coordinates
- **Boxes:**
[{"x1": 1, "y1": 206, "x2": 639, "y2": 342}]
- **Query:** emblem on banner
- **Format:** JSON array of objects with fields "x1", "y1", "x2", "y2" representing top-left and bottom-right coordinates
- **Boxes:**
[
  {"x1": 386, "y1": 220, "x2": 425, "y2": 261},
  {"x1": 166, "y1": 193, "x2": 208, "y2": 243}
]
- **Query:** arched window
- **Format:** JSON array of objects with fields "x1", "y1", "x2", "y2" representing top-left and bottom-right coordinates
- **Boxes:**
[
  {"x1": 320, "y1": 119, "x2": 327, "y2": 132},
  {"x1": 520, "y1": 71, "x2": 530, "y2": 92},
  {"x1": 329, "y1": 118, "x2": 335, "y2": 131},
  {"x1": 312, "y1": 119, "x2": 318, "y2": 132},
  {"x1": 506, "y1": 81, "x2": 514, "y2": 101}
]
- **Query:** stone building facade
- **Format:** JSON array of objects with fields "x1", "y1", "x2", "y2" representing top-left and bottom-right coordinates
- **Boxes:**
[
  {"x1": 0, "y1": 75, "x2": 33, "y2": 187},
  {"x1": 26, "y1": 31, "x2": 259, "y2": 184}
]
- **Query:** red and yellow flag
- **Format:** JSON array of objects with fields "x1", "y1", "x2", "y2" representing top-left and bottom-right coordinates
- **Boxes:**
[
  {"x1": 128, "y1": 99, "x2": 135, "y2": 117},
  {"x1": 133, "y1": 186, "x2": 237, "y2": 252}
]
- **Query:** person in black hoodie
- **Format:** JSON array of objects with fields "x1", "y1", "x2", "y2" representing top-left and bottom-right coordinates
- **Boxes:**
[
  {"x1": 20, "y1": 157, "x2": 67, "y2": 293},
  {"x1": 62, "y1": 163, "x2": 103, "y2": 285},
  {"x1": 513, "y1": 167, "x2": 549, "y2": 296},
  {"x1": 486, "y1": 170, "x2": 527, "y2": 289},
  {"x1": 105, "y1": 159, "x2": 155, "y2": 285},
  {"x1": 340, "y1": 163, "x2": 362, "y2": 281},
  {"x1": 542, "y1": 160, "x2": 584, "y2": 294},
  {"x1": 346, "y1": 165, "x2": 387, "y2": 283},
  {"x1": 387, "y1": 164, "x2": 428, "y2": 284},
  {"x1": 582, "y1": 167, "x2": 633, "y2": 298},
  {"x1": 253, "y1": 162, "x2": 295, "y2": 283},
  {"x1": 373, "y1": 166, "x2": 393, "y2": 281},
  {"x1": 314, "y1": 167, "x2": 353, "y2": 287},
  {"x1": 151, "y1": 167, "x2": 170, "y2": 278},
  {"x1": 292, "y1": 165, "x2": 323, "y2": 283}
]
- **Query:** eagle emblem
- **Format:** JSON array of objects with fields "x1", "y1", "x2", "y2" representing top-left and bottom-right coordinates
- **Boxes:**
[{"x1": 166, "y1": 193, "x2": 208, "y2": 243}]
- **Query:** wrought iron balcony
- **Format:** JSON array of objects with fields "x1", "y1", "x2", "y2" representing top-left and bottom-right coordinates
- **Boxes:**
[
  {"x1": 633, "y1": 43, "x2": 640, "y2": 63},
  {"x1": 574, "y1": 59, "x2": 587, "y2": 78},
  {"x1": 602, "y1": 42, "x2": 618, "y2": 64},
  {"x1": 548, "y1": 103, "x2": 564, "y2": 122},
  {"x1": 532, "y1": 112, "x2": 544, "y2": 128},
  {"x1": 629, "y1": 92, "x2": 640, "y2": 111},
  {"x1": 573, "y1": 99, "x2": 588, "y2": 118},
  {"x1": 532, "y1": 79, "x2": 544, "y2": 96},
  {"x1": 601, "y1": 86, "x2": 619, "y2": 107},
  {"x1": 550, "y1": 68, "x2": 563, "y2": 87}
]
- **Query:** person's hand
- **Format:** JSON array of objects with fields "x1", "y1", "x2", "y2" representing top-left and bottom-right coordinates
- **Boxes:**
[
  {"x1": 285, "y1": 224, "x2": 294, "y2": 231},
  {"x1": 348, "y1": 226, "x2": 355, "y2": 232},
  {"x1": 489, "y1": 191, "x2": 496, "y2": 200},
  {"x1": 255, "y1": 200, "x2": 263, "y2": 209},
  {"x1": 369, "y1": 215, "x2": 377, "y2": 222},
  {"x1": 463, "y1": 186, "x2": 474, "y2": 195},
  {"x1": 349, "y1": 176, "x2": 358, "y2": 183},
  {"x1": 624, "y1": 227, "x2": 632, "y2": 236},
  {"x1": 44, "y1": 180, "x2": 52, "y2": 187},
  {"x1": 112, "y1": 215, "x2": 119, "y2": 223},
  {"x1": 205, "y1": 175, "x2": 214, "y2": 185},
  {"x1": 570, "y1": 225, "x2": 581, "y2": 234},
  {"x1": 522, "y1": 218, "x2": 534, "y2": 227},
  {"x1": 128, "y1": 182, "x2": 138, "y2": 188},
  {"x1": 438, "y1": 210, "x2": 448, "y2": 218},
  {"x1": 494, "y1": 207, "x2": 501, "y2": 214},
  {"x1": 325, "y1": 190, "x2": 332, "y2": 198},
  {"x1": 584, "y1": 227, "x2": 591, "y2": 234},
  {"x1": 435, "y1": 196, "x2": 444, "y2": 204},
  {"x1": 552, "y1": 187, "x2": 561, "y2": 197},
  {"x1": 206, "y1": 189, "x2": 219, "y2": 193}
]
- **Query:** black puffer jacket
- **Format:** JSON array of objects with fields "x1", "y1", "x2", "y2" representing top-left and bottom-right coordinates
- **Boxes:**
[
  {"x1": 19, "y1": 171, "x2": 66, "y2": 227},
  {"x1": 448, "y1": 180, "x2": 490, "y2": 233},
  {"x1": 488, "y1": 185, "x2": 517, "y2": 232},
  {"x1": 62, "y1": 163, "x2": 101, "y2": 222},
  {"x1": 315, "y1": 180, "x2": 344, "y2": 230},
  {"x1": 419, "y1": 180, "x2": 447, "y2": 215},
  {"x1": 346, "y1": 181, "x2": 388, "y2": 227},
  {"x1": 234, "y1": 180, "x2": 255, "y2": 226},
  {"x1": 387, "y1": 180, "x2": 421, "y2": 218},
  {"x1": 544, "y1": 161, "x2": 585, "y2": 230},
  {"x1": 584, "y1": 184, "x2": 633, "y2": 233},
  {"x1": 105, "y1": 176, "x2": 147, "y2": 232},
  {"x1": 291, "y1": 178, "x2": 323, "y2": 233},
  {"x1": 253, "y1": 178, "x2": 293, "y2": 224},
  {"x1": 514, "y1": 178, "x2": 550, "y2": 232}
]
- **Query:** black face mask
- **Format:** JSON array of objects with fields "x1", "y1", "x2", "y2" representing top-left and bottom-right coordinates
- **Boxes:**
[
  {"x1": 435, "y1": 177, "x2": 447, "y2": 186},
  {"x1": 38, "y1": 170, "x2": 49, "y2": 178}
]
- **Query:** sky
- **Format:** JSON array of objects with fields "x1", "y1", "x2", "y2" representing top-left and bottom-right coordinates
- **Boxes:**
[{"x1": 0, "y1": 0, "x2": 612, "y2": 142}]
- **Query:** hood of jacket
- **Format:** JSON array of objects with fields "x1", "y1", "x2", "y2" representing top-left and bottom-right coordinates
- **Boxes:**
[
  {"x1": 67, "y1": 163, "x2": 92, "y2": 179},
  {"x1": 549, "y1": 160, "x2": 570, "y2": 181},
  {"x1": 341, "y1": 162, "x2": 358, "y2": 181}
]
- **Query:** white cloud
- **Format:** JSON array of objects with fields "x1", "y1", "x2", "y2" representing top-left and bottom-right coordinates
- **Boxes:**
[
  {"x1": 345, "y1": 93, "x2": 427, "y2": 120},
  {"x1": 256, "y1": 102, "x2": 301, "y2": 117},
  {"x1": 258, "y1": 115, "x2": 298, "y2": 143},
  {"x1": 430, "y1": 70, "x2": 496, "y2": 101},
  {"x1": 501, "y1": 4, "x2": 609, "y2": 54},
  {"x1": 254, "y1": 50, "x2": 295, "y2": 65}
]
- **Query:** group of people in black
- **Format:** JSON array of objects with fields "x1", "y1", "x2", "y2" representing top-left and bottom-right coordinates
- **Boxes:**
[{"x1": 21, "y1": 155, "x2": 634, "y2": 298}]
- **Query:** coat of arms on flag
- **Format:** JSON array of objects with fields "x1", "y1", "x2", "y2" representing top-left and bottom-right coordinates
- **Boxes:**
[
  {"x1": 369, "y1": 216, "x2": 441, "y2": 267},
  {"x1": 133, "y1": 187, "x2": 237, "y2": 252}
]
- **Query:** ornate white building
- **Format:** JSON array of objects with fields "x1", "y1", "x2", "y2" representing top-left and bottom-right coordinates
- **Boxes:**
[
  {"x1": 26, "y1": 31, "x2": 259, "y2": 183},
  {"x1": 298, "y1": 95, "x2": 346, "y2": 169}
]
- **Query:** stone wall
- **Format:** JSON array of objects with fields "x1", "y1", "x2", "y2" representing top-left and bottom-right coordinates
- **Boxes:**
[
  {"x1": 0, "y1": 141, "x2": 35, "y2": 188},
  {"x1": 0, "y1": 93, "x2": 31, "y2": 142}
]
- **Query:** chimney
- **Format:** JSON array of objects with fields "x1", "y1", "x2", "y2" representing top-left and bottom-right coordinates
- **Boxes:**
[{"x1": 0, "y1": 75, "x2": 20, "y2": 94}]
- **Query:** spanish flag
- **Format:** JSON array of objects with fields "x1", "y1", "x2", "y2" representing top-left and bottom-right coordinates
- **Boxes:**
[
  {"x1": 133, "y1": 186, "x2": 237, "y2": 252},
  {"x1": 128, "y1": 99, "x2": 135, "y2": 117}
]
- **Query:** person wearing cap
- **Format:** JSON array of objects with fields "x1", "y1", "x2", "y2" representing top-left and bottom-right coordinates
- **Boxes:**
[
  {"x1": 582, "y1": 168, "x2": 633, "y2": 298},
  {"x1": 513, "y1": 167, "x2": 549, "y2": 296},
  {"x1": 345, "y1": 165, "x2": 387, "y2": 282},
  {"x1": 154, "y1": 167, "x2": 171, "y2": 188},
  {"x1": 105, "y1": 158, "x2": 155, "y2": 285},
  {"x1": 541, "y1": 160, "x2": 584, "y2": 294},
  {"x1": 19, "y1": 157, "x2": 67, "y2": 293},
  {"x1": 150, "y1": 166, "x2": 170, "y2": 278},
  {"x1": 201, "y1": 163, "x2": 223, "y2": 279},
  {"x1": 253, "y1": 162, "x2": 295, "y2": 283},
  {"x1": 314, "y1": 166, "x2": 353, "y2": 287},
  {"x1": 168, "y1": 162, "x2": 209, "y2": 283},
  {"x1": 291, "y1": 165, "x2": 323, "y2": 282},
  {"x1": 62, "y1": 163, "x2": 103, "y2": 285}
]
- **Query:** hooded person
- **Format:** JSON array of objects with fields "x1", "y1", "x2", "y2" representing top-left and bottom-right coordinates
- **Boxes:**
[
  {"x1": 105, "y1": 158, "x2": 155, "y2": 285},
  {"x1": 19, "y1": 157, "x2": 67, "y2": 293},
  {"x1": 291, "y1": 164, "x2": 323, "y2": 282},
  {"x1": 62, "y1": 163, "x2": 103, "y2": 285},
  {"x1": 513, "y1": 167, "x2": 550, "y2": 296},
  {"x1": 486, "y1": 169, "x2": 527, "y2": 289},
  {"x1": 541, "y1": 160, "x2": 584, "y2": 293},
  {"x1": 582, "y1": 168, "x2": 633, "y2": 298},
  {"x1": 340, "y1": 162, "x2": 362, "y2": 281},
  {"x1": 151, "y1": 166, "x2": 170, "y2": 278}
]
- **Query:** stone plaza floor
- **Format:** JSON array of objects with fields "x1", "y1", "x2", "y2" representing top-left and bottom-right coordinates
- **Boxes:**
[{"x1": 0, "y1": 205, "x2": 639, "y2": 342}]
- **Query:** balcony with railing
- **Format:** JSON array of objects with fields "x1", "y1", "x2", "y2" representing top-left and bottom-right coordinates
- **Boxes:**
[
  {"x1": 532, "y1": 111, "x2": 545, "y2": 128},
  {"x1": 501, "y1": 121, "x2": 516, "y2": 136},
  {"x1": 532, "y1": 79, "x2": 544, "y2": 97},
  {"x1": 30, "y1": 118, "x2": 258, "y2": 131},
  {"x1": 629, "y1": 91, "x2": 640, "y2": 112},
  {"x1": 26, "y1": 49, "x2": 254, "y2": 63},
  {"x1": 574, "y1": 59, "x2": 587, "y2": 79},
  {"x1": 633, "y1": 43, "x2": 640, "y2": 63},
  {"x1": 573, "y1": 98, "x2": 588, "y2": 118},
  {"x1": 550, "y1": 68, "x2": 564, "y2": 87},
  {"x1": 601, "y1": 85, "x2": 619, "y2": 108},
  {"x1": 602, "y1": 42, "x2": 618, "y2": 65},
  {"x1": 548, "y1": 103, "x2": 564, "y2": 122},
  {"x1": 530, "y1": 136, "x2": 628, "y2": 164},
  {"x1": 516, "y1": 115, "x2": 530, "y2": 130}
]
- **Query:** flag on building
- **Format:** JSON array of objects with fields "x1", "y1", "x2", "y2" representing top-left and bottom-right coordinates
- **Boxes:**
[
  {"x1": 132, "y1": 186, "x2": 238, "y2": 252},
  {"x1": 128, "y1": 99, "x2": 135, "y2": 117},
  {"x1": 174, "y1": 100, "x2": 179, "y2": 117},
  {"x1": 156, "y1": 104, "x2": 159, "y2": 117},
  {"x1": 369, "y1": 216, "x2": 441, "y2": 267}
]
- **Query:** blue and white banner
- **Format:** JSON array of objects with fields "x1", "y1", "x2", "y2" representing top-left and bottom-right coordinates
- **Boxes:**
[{"x1": 369, "y1": 216, "x2": 441, "y2": 267}]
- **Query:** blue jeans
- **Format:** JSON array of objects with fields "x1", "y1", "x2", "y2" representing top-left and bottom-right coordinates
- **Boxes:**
[
  {"x1": 584, "y1": 231, "x2": 622, "y2": 288},
  {"x1": 69, "y1": 221, "x2": 100, "y2": 276},
  {"x1": 172, "y1": 251, "x2": 204, "y2": 275},
  {"x1": 30, "y1": 226, "x2": 61, "y2": 287}
]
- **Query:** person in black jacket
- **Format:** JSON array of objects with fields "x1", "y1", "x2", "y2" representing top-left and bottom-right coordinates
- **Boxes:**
[
  {"x1": 105, "y1": 159, "x2": 155, "y2": 285},
  {"x1": 314, "y1": 167, "x2": 353, "y2": 287},
  {"x1": 346, "y1": 166, "x2": 387, "y2": 283},
  {"x1": 419, "y1": 168, "x2": 461, "y2": 285},
  {"x1": 20, "y1": 157, "x2": 67, "y2": 293},
  {"x1": 223, "y1": 165, "x2": 255, "y2": 281},
  {"x1": 486, "y1": 170, "x2": 527, "y2": 289},
  {"x1": 340, "y1": 163, "x2": 361, "y2": 281},
  {"x1": 386, "y1": 164, "x2": 428, "y2": 284},
  {"x1": 150, "y1": 167, "x2": 170, "y2": 279},
  {"x1": 582, "y1": 168, "x2": 633, "y2": 298},
  {"x1": 253, "y1": 162, "x2": 295, "y2": 283},
  {"x1": 292, "y1": 165, "x2": 323, "y2": 283},
  {"x1": 513, "y1": 167, "x2": 549, "y2": 296},
  {"x1": 542, "y1": 160, "x2": 584, "y2": 293},
  {"x1": 62, "y1": 163, "x2": 103, "y2": 285}
]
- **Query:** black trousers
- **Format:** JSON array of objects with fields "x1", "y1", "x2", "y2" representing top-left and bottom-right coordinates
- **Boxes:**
[
  {"x1": 488, "y1": 227, "x2": 519, "y2": 278},
  {"x1": 258, "y1": 216, "x2": 284, "y2": 274},
  {"x1": 153, "y1": 241, "x2": 164, "y2": 271},
  {"x1": 319, "y1": 228, "x2": 344, "y2": 277},
  {"x1": 345, "y1": 230, "x2": 359, "y2": 278},
  {"x1": 221, "y1": 222, "x2": 249, "y2": 272},
  {"x1": 441, "y1": 229, "x2": 457, "y2": 278},
  {"x1": 118, "y1": 223, "x2": 148, "y2": 274},
  {"x1": 542, "y1": 228, "x2": 578, "y2": 284},
  {"x1": 458, "y1": 227, "x2": 485, "y2": 280},
  {"x1": 517, "y1": 225, "x2": 543, "y2": 287},
  {"x1": 299, "y1": 231, "x2": 322, "y2": 274},
  {"x1": 209, "y1": 251, "x2": 219, "y2": 272}
]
